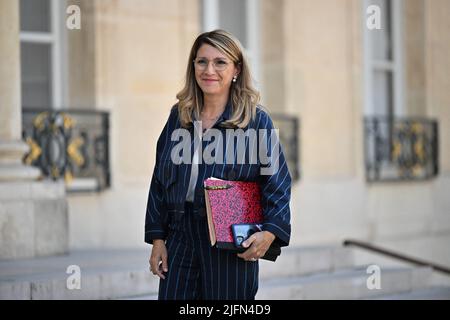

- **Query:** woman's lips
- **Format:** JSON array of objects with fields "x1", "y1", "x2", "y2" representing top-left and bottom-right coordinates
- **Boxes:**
[{"x1": 202, "y1": 79, "x2": 218, "y2": 84}]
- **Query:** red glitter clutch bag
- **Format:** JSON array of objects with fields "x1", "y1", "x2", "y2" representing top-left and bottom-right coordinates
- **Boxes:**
[{"x1": 204, "y1": 177, "x2": 264, "y2": 250}]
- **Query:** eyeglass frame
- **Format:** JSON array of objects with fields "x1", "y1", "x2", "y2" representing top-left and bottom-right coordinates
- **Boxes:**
[{"x1": 192, "y1": 57, "x2": 240, "y2": 71}]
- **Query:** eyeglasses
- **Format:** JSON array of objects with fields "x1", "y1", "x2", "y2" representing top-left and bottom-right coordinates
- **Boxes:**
[{"x1": 193, "y1": 58, "x2": 231, "y2": 71}]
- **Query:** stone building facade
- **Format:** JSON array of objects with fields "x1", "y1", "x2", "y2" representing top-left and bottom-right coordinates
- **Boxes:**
[{"x1": 1, "y1": 0, "x2": 449, "y2": 269}]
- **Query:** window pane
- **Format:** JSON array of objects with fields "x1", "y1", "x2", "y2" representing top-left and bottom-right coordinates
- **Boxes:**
[
  {"x1": 373, "y1": 70, "x2": 393, "y2": 117},
  {"x1": 372, "y1": 0, "x2": 392, "y2": 60},
  {"x1": 218, "y1": 0, "x2": 247, "y2": 48},
  {"x1": 21, "y1": 43, "x2": 52, "y2": 109},
  {"x1": 20, "y1": 0, "x2": 51, "y2": 32}
]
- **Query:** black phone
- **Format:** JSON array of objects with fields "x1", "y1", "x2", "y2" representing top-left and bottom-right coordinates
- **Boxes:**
[{"x1": 231, "y1": 223, "x2": 263, "y2": 249}]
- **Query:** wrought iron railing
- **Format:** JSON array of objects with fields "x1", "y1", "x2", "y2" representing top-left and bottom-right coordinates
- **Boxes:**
[
  {"x1": 22, "y1": 108, "x2": 110, "y2": 191},
  {"x1": 364, "y1": 116, "x2": 438, "y2": 182},
  {"x1": 271, "y1": 113, "x2": 300, "y2": 182}
]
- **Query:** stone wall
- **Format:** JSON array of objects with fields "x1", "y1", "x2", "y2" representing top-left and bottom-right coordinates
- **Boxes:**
[
  {"x1": 0, "y1": 181, "x2": 68, "y2": 260},
  {"x1": 66, "y1": 0, "x2": 200, "y2": 249},
  {"x1": 260, "y1": 0, "x2": 450, "y2": 266},
  {"x1": 61, "y1": 0, "x2": 450, "y2": 267}
]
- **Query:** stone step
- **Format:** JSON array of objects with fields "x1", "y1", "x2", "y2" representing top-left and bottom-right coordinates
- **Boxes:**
[
  {"x1": 0, "y1": 249, "x2": 159, "y2": 299},
  {"x1": 5, "y1": 245, "x2": 431, "y2": 300},
  {"x1": 121, "y1": 265, "x2": 434, "y2": 300},
  {"x1": 369, "y1": 286, "x2": 450, "y2": 300},
  {"x1": 1, "y1": 246, "x2": 355, "y2": 300},
  {"x1": 255, "y1": 266, "x2": 433, "y2": 300},
  {"x1": 259, "y1": 245, "x2": 354, "y2": 279},
  {"x1": 120, "y1": 293, "x2": 158, "y2": 300}
]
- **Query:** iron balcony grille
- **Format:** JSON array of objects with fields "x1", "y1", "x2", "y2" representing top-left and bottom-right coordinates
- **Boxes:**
[
  {"x1": 21, "y1": 109, "x2": 298, "y2": 188},
  {"x1": 22, "y1": 108, "x2": 110, "y2": 192},
  {"x1": 364, "y1": 116, "x2": 438, "y2": 182},
  {"x1": 271, "y1": 113, "x2": 300, "y2": 182}
]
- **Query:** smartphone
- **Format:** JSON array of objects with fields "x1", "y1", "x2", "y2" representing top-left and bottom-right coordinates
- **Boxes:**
[{"x1": 231, "y1": 223, "x2": 263, "y2": 248}]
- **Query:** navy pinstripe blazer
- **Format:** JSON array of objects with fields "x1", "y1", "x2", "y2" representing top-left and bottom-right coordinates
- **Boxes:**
[{"x1": 145, "y1": 100, "x2": 292, "y2": 247}]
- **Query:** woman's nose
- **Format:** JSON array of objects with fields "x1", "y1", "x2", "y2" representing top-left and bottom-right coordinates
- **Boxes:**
[{"x1": 205, "y1": 61, "x2": 216, "y2": 74}]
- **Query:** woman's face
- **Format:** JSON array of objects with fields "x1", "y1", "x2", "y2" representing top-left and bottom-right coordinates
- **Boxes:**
[{"x1": 194, "y1": 44, "x2": 239, "y2": 98}]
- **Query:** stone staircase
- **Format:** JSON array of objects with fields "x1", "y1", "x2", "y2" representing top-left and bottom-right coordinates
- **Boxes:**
[
  {"x1": 1, "y1": 246, "x2": 449, "y2": 300},
  {"x1": 256, "y1": 246, "x2": 431, "y2": 299},
  {"x1": 0, "y1": 249, "x2": 158, "y2": 299}
]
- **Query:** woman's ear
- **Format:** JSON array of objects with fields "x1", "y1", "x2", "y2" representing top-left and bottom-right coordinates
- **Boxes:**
[{"x1": 235, "y1": 63, "x2": 241, "y2": 77}]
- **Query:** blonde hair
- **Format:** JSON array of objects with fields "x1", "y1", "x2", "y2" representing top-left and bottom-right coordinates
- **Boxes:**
[{"x1": 176, "y1": 29, "x2": 260, "y2": 129}]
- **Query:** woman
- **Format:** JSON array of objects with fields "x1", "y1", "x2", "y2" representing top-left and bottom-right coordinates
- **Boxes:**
[{"x1": 145, "y1": 30, "x2": 291, "y2": 300}]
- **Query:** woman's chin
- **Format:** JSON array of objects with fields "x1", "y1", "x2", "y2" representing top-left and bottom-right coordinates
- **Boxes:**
[{"x1": 200, "y1": 88, "x2": 221, "y2": 95}]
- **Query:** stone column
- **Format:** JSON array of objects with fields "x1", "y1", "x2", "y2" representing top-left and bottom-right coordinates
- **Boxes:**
[
  {"x1": 0, "y1": 0, "x2": 68, "y2": 260},
  {"x1": 0, "y1": 0, "x2": 40, "y2": 181}
]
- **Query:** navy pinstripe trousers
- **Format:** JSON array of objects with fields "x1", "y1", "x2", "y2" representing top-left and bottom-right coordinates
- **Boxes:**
[{"x1": 158, "y1": 202, "x2": 259, "y2": 300}]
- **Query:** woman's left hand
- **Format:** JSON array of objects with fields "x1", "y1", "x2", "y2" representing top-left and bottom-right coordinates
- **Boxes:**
[{"x1": 237, "y1": 231, "x2": 276, "y2": 261}]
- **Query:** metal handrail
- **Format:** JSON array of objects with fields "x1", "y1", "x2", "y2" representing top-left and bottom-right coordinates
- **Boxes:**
[{"x1": 343, "y1": 239, "x2": 450, "y2": 276}]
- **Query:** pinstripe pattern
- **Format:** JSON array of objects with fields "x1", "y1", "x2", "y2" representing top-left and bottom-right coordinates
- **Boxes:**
[
  {"x1": 145, "y1": 99, "x2": 291, "y2": 300},
  {"x1": 158, "y1": 202, "x2": 258, "y2": 300}
]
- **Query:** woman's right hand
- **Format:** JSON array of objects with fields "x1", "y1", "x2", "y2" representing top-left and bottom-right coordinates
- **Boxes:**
[{"x1": 149, "y1": 239, "x2": 168, "y2": 280}]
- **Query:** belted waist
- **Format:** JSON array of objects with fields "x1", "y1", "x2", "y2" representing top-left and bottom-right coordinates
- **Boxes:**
[{"x1": 167, "y1": 195, "x2": 206, "y2": 221}]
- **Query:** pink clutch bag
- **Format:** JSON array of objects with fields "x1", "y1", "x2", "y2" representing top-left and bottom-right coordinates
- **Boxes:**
[{"x1": 204, "y1": 177, "x2": 263, "y2": 249}]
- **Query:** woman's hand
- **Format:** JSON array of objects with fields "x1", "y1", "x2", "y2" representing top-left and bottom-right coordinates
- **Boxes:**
[
  {"x1": 237, "y1": 231, "x2": 276, "y2": 261},
  {"x1": 149, "y1": 239, "x2": 168, "y2": 279}
]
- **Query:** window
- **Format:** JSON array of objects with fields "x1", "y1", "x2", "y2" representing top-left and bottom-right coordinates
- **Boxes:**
[
  {"x1": 20, "y1": 0, "x2": 66, "y2": 109},
  {"x1": 201, "y1": 0, "x2": 261, "y2": 87},
  {"x1": 363, "y1": 0, "x2": 404, "y2": 116}
]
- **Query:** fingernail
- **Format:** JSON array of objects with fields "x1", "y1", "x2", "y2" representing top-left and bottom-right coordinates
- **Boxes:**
[{"x1": 164, "y1": 268, "x2": 168, "y2": 272}]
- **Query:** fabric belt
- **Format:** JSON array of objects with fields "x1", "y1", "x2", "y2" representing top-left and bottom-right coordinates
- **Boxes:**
[{"x1": 168, "y1": 200, "x2": 206, "y2": 221}]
